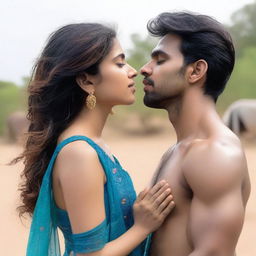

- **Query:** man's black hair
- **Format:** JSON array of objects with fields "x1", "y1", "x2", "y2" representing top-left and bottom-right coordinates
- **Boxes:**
[{"x1": 147, "y1": 12, "x2": 235, "y2": 102}]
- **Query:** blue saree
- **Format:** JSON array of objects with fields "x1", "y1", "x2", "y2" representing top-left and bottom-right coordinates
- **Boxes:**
[{"x1": 26, "y1": 135, "x2": 150, "y2": 256}]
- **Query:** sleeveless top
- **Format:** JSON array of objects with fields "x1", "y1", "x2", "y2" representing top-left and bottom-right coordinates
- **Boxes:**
[{"x1": 26, "y1": 135, "x2": 150, "y2": 256}]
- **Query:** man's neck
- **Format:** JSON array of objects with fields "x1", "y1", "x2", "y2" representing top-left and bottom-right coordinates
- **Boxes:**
[{"x1": 166, "y1": 87, "x2": 220, "y2": 142}]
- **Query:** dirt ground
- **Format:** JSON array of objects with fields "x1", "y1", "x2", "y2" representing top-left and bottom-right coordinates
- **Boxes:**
[{"x1": 0, "y1": 128, "x2": 255, "y2": 255}]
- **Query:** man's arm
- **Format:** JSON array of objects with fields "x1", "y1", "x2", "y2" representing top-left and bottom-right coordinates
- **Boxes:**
[{"x1": 183, "y1": 141, "x2": 249, "y2": 256}]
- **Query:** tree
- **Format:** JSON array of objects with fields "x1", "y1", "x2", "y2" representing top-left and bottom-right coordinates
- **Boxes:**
[
  {"x1": 127, "y1": 34, "x2": 157, "y2": 69},
  {"x1": 218, "y1": 47, "x2": 256, "y2": 112},
  {"x1": 0, "y1": 80, "x2": 26, "y2": 135},
  {"x1": 229, "y1": 0, "x2": 256, "y2": 55}
]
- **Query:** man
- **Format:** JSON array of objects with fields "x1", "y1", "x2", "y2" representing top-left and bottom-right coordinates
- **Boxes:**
[{"x1": 140, "y1": 12, "x2": 251, "y2": 256}]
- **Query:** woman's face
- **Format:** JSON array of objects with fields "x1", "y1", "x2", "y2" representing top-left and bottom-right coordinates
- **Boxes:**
[{"x1": 94, "y1": 39, "x2": 137, "y2": 107}]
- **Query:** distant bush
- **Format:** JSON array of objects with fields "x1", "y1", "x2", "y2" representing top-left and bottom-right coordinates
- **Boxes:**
[
  {"x1": 0, "y1": 81, "x2": 26, "y2": 135},
  {"x1": 218, "y1": 47, "x2": 256, "y2": 113}
]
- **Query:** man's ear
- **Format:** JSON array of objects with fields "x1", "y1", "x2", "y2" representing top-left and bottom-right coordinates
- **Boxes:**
[
  {"x1": 76, "y1": 73, "x2": 95, "y2": 94},
  {"x1": 187, "y1": 59, "x2": 208, "y2": 85}
]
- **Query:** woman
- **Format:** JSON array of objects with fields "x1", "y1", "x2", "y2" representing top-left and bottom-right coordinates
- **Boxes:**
[{"x1": 15, "y1": 23, "x2": 175, "y2": 256}]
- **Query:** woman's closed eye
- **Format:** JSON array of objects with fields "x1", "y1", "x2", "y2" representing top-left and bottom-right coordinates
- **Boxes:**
[{"x1": 116, "y1": 63, "x2": 126, "y2": 68}]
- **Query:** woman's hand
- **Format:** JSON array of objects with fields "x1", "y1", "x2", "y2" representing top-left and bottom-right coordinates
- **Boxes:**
[
  {"x1": 75, "y1": 180, "x2": 175, "y2": 256},
  {"x1": 133, "y1": 180, "x2": 175, "y2": 234}
]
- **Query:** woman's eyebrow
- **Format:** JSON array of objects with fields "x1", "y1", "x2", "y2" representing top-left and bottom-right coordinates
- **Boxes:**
[{"x1": 113, "y1": 53, "x2": 125, "y2": 60}]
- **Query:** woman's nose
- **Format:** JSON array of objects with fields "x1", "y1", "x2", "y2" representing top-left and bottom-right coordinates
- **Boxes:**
[{"x1": 128, "y1": 65, "x2": 138, "y2": 78}]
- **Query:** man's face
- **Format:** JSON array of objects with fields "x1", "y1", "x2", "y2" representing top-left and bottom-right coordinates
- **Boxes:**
[{"x1": 140, "y1": 34, "x2": 187, "y2": 109}]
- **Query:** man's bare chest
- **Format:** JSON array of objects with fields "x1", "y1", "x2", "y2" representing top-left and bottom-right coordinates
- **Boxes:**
[{"x1": 152, "y1": 147, "x2": 192, "y2": 202}]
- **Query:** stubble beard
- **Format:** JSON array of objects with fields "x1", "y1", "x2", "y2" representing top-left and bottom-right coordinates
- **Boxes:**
[
  {"x1": 144, "y1": 66, "x2": 186, "y2": 110},
  {"x1": 143, "y1": 79, "x2": 183, "y2": 110},
  {"x1": 143, "y1": 91, "x2": 169, "y2": 109}
]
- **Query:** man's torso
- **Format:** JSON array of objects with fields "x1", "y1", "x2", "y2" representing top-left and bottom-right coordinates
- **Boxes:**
[{"x1": 149, "y1": 137, "x2": 250, "y2": 256}]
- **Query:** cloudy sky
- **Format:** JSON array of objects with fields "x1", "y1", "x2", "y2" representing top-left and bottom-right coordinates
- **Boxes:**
[{"x1": 0, "y1": 0, "x2": 254, "y2": 84}]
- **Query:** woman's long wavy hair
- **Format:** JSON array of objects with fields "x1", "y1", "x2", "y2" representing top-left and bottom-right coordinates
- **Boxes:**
[{"x1": 12, "y1": 23, "x2": 116, "y2": 217}]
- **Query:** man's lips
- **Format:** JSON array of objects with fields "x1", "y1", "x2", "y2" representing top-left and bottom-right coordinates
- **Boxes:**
[
  {"x1": 143, "y1": 85, "x2": 154, "y2": 92},
  {"x1": 143, "y1": 77, "x2": 154, "y2": 86}
]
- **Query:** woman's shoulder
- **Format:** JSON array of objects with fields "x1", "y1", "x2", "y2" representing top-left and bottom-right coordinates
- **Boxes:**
[
  {"x1": 52, "y1": 134, "x2": 106, "y2": 211},
  {"x1": 57, "y1": 138, "x2": 97, "y2": 160},
  {"x1": 54, "y1": 137, "x2": 102, "y2": 181},
  {"x1": 56, "y1": 130, "x2": 98, "y2": 159}
]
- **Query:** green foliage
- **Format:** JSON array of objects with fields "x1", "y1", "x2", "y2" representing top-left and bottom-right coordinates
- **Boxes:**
[
  {"x1": 229, "y1": 0, "x2": 256, "y2": 56},
  {"x1": 218, "y1": 47, "x2": 256, "y2": 112},
  {"x1": 127, "y1": 34, "x2": 157, "y2": 70},
  {"x1": 0, "y1": 80, "x2": 26, "y2": 135},
  {"x1": 1, "y1": 2, "x2": 256, "y2": 134}
]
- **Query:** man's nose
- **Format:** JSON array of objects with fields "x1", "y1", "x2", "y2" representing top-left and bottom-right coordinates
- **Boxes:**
[{"x1": 140, "y1": 63, "x2": 152, "y2": 77}]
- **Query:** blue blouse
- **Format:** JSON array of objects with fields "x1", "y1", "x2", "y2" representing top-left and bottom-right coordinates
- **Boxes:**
[{"x1": 26, "y1": 135, "x2": 149, "y2": 256}]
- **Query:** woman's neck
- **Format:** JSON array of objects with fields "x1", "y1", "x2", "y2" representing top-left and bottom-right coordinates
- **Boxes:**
[{"x1": 64, "y1": 104, "x2": 112, "y2": 140}]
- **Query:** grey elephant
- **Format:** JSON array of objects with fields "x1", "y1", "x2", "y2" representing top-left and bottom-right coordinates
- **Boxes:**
[
  {"x1": 6, "y1": 111, "x2": 29, "y2": 143},
  {"x1": 223, "y1": 99, "x2": 256, "y2": 138}
]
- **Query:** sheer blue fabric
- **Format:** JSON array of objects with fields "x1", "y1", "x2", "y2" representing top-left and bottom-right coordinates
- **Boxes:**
[
  {"x1": 26, "y1": 135, "x2": 149, "y2": 256},
  {"x1": 54, "y1": 184, "x2": 109, "y2": 255},
  {"x1": 71, "y1": 219, "x2": 108, "y2": 254}
]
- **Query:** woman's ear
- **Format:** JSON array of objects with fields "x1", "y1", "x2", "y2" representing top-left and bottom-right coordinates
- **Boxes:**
[
  {"x1": 76, "y1": 73, "x2": 95, "y2": 94},
  {"x1": 187, "y1": 59, "x2": 208, "y2": 85}
]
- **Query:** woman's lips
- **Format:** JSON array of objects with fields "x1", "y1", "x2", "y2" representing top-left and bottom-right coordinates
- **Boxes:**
[
  {"x1": 128, "y1": 82, "x2": 136, "y2": 93},
  {"x1": 128, "y1": 85, "x2": 136, "y2": 93}
]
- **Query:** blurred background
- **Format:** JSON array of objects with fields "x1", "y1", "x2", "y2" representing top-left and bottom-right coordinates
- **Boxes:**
[{"x1": 0, "y1": 0, "x2": 255, "y2": 255}]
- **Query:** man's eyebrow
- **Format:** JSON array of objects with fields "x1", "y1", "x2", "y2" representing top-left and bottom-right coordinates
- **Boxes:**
[
  {"x1": 113, "y1": 53, "x2": 125, "y2": 60},
  {"x1": 151, "y1": 50, "x2": 169, "y2": 58}
]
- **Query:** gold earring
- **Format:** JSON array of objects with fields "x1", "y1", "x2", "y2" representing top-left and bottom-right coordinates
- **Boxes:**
[{"x1": 86, "y1": 92, "x2": 96, "y2": 110}]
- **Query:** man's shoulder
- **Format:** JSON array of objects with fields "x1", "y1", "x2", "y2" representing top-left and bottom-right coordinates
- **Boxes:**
[
  {"x1": 184, "y1": 136, "x2": 245, "y2": 168},
  {"x1": 181, "y1": 137, "x2": 247, "y2": 196}
]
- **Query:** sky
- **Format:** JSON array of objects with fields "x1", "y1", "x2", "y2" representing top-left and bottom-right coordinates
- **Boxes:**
[{"x1": 0, "y1": 0, "x2": 254, "y2": 85}]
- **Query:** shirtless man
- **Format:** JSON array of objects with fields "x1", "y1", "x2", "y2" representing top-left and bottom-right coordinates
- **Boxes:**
[{"x1": 140, "y1": 12, "x2": 251, "y2": 256}]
